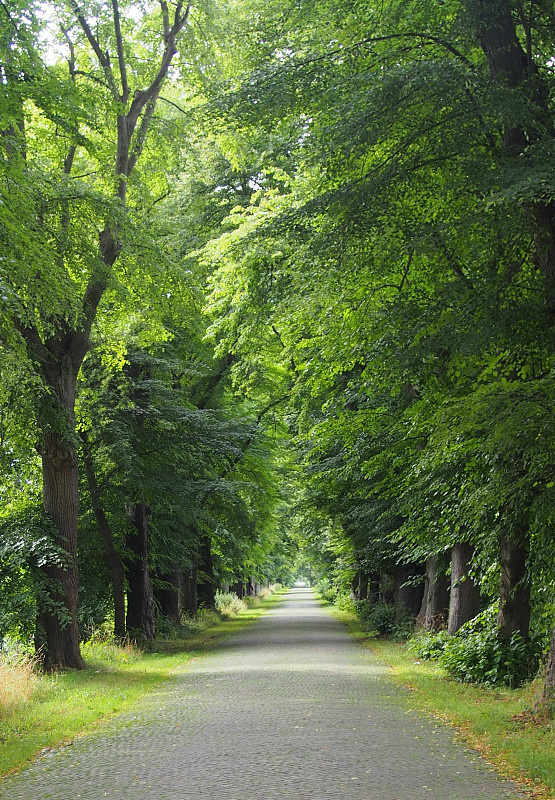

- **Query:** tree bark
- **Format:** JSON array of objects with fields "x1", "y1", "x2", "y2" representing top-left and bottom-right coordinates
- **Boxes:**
[
  {"x1": 197, "y1": 536, "x2": 216, "y2": 609},
  {"x1": 125, "y1": 501, "x2": 155, "y2": 638},
  {"x1": 358, "y1": 572, "x2": 369, "y2": 602},
  {"x1": 350, "y1": 571, "x2": 360, "y2": 601},
  {"x1": 231, "y1": 580, "x2": 245, "y2": 599},
  {"x1": 154, "y1": 567, "x2": 182, "y2": 626},
  {"x1": 497, "y1": 534, "x2": 530, "y2": 640},
  {"x1": 81, "y1": 436, "x2": 126, "y2": 639},
  {"x1": 423, "y1": 554, "x2": 450, "y2": 631},
  {"x1": 181, "y1": 563, "x2": 198, "y2": 615},
  {"x1": 447, "y1": 542, "x2": 481, "y2": 634},
  {"x1": 542, "y1": 621, "x2": 555, "y2": 706},
  {"x1": 380, "y1": 572, "x2": 394, "y2": 604},
  {"x1": 25, "y1": 354, "x2": 84, "y2": 671},
  {"x1": 393, "y1": 564, "x2": 424, "y2": 619},
  {"x1": 37, "y1": 426, "x2": 84, "y2": 670}
]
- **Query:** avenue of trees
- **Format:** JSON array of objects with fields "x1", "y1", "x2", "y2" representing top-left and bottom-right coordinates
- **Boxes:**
[{"x1": 1, "y1": 0, "x2": 555, "y2": 704}]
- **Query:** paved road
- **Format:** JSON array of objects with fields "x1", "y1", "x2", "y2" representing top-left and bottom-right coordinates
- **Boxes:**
[{"x1": 1, "y1": 589, "x2": 525, "y2": 800}]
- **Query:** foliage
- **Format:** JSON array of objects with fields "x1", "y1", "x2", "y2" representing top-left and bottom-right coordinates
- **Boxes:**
[
  {"x1": 214, "y1": 590, "x2": 245, "y2": 618},
  {"x1": 408, "y1": 629, "x2": 451, "y2": 661},
  {"x1": 316, "y1": 577, "x2": 338, "y2": 605},
  {"x1": 440, "y1": 625, "x2": 542, "y2": 689},
  {"x1": 355, "y1": 600, "x2": 415, "y2": 639},
  {"x1": 0, "y1": 504, "x2": 71, "y2": 642},
  {"x1": 409, "y1": 609, "x2": 543, "y2": 687}
]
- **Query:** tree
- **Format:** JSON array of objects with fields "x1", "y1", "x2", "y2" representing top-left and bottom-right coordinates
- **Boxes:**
[
  {"x1": 1, "y1": 0, "x2": 192, "y2": 668},
  {"x1": 198, "y1": 0, "x2": 555, "y2": 676}
]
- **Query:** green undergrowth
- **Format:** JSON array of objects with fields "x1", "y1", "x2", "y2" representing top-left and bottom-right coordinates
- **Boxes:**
[
  {"x1": 328, "y1": 604, "x2": 555, "y2": 800},
  {"x1": 0, "y1": 588, "x2": 287, "y2": 778}
]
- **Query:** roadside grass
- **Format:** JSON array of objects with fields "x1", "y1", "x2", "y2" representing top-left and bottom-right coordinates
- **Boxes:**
[
  {"x1": 0, "y1": 588, "x2": 287, "y2": 778},
  {"x1": 329, "y1": 604, "x2": 555, "y2": 800}
]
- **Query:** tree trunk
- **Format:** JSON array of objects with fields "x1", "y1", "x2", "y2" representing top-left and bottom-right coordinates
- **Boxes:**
[
  {"x1": 358, "y1": 572, "x2": 369, "y2": 602},
  {"x1": 350, "y1": 571, "x2": 360, "y2": 601},
  {"x1": 37, "y1": 427, "x2": 85, "y2": 670},
  {"x1": 467, "y1": 0, "x2": 555, "y2": 301},
  {"x1": 423, "y1": 554, "x2": 450, "y2": 631},
  {"x1": 497, "y1": 534, "x2": 530, "y2": 640},
  {"x1": 380, "y1": 572, "x2": 394, "y2": 604},
  {"x1": 393, "y1": 564, "x2": 424, "y2": 619},
  {"x1": 542, "y1": 620, "x2": 555, "y2": 706},
  {"x1": 447, "y1": 542, "x2": 481, "y2": 634},
  {"x1": 125, "y1": 501, "x2": 155, "y2": 638},
  {"x1": 197, "y1": 536, "x2": 216, "y2": 609},
  {"x1": 181, "y1": 564, "x2": 198, "y2": 615},
  {"x1": 154, "y1": 567, "x2": 182, "y2": 626},
  {"x1": 366, "y1": 573, "x2": 380, "y2": 606},
  {"x1": 81, "y1": 437, "x2": 126, "y2": 639}
]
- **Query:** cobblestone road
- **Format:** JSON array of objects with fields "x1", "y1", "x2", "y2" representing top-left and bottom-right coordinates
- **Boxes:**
[{"x1": 0, "y1": 589, "x2": 526, "y2": 800}]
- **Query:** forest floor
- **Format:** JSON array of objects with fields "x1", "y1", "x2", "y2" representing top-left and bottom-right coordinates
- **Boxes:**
[
  {"x1": 0, "y1": 588, "x2": 527, "y2": 800},
  {"x1": 331, "y1": 607, "x2": 555, "y2": 800},
  {"x1": 0, "y1": 590, "x2": 286, "y2": 778}
]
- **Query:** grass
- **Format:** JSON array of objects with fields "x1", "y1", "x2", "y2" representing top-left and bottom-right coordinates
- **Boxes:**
[
  {"x1": 0, "y1": 587, "x2": 287, "y2": 778},
  {"x1": 329, "y1": 604, "x2": 555, "y2": 800}
]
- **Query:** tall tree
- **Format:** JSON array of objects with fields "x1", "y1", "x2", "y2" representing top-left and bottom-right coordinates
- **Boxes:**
[{"x1": 2, "y1": 0, "x2": 192, "y2": 668}]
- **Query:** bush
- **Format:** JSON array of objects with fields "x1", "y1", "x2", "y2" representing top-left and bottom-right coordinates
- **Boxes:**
[
  {"x1": 408, "y1": 629, "x2": 450, "y2": 660},
  {"x1": 316, "y1": 577, "x2": 338, "y2": 604},
  {"x1": 355, "y1": 600, "x2": 396, "y2": 635},
  {"x1": 335, "y1": 593, "x2": 356, "y2": 613},
  {"x1": 214, "y1": 591, "x2": 245, "y2": 619},
  {"x1": 355, "y1": 600, "x2": 415, "y2": 639},
  {"x1": 408, "y1": 609, "x2": 541, "y2": 686},
  {"x1": 440, "y1": 626, "x2": 541, "y2": 687}
]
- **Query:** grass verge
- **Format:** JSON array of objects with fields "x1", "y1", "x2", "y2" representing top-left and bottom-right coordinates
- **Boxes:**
[
  {"x1": 0, "y1": 588, "x2": 287, "y2": 778},
  {"x1": 328, "y1": 604, "x2": 555, "y2": 800}
]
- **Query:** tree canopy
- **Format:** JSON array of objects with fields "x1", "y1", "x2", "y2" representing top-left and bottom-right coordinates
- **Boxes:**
[{"x1": 0, "y1": 0, "x2": 555, "y2": 703}]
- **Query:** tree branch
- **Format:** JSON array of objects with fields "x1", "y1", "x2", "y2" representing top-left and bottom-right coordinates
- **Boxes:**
[
  {"x1": 111, "y1": 0, "x2": 129, "y2": 102},
  {"x1": 70, "y1": 0, "x2": 118, "y2": 99},
  {"x1": 158, "y1": 95, "x2": 191, "y2": 116},
  {"x1": 128, "y1": 97, "x2": 158, "y2": 174}
]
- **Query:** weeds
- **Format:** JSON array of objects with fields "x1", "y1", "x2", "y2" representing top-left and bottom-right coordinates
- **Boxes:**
[
  {"x1": 408, "y1": 609, "x2": 542, "y2": 687},
  {"x1": 214, "y1": 591, "x2": 245, "y2": 619},
  {"x1": 0, "y1": 652, "x2": 39, "y2": 718}
]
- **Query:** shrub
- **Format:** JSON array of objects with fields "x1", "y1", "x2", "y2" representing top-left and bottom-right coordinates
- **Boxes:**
[
  {"x1": 317, "y1": 577, "x2": 338, "y2": 604},
  {"x1": 408, "y1": 629, "x2": 450, "y2": 660},
  {"x1": 214, "y1": 591, "x2": 245, "y2": 619},
  {"x1": 355, "y1": 600, "x2": 396, "y2": 635},
  {"x1": 440, "y1": 626, "x2": 541, "y2": 687},
  {"x1": 408, "y1": 608, "x2": 541, "y2": 686},
  {"x1": 355, "y1": 600, "x2": 415, "y2": 639},
  {"x1": 335, "y1": 593, "x2": 356, "y2": 613}
]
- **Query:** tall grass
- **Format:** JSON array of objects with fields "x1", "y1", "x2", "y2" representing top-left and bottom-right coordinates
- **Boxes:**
[{"x1": 0, "y1": 653, "x2": 39, "y2": 719}]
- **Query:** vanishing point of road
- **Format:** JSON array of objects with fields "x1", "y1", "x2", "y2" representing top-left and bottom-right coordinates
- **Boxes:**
[{"x1": 0, "y1": 589, "x2": 525, "y2": 800}]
